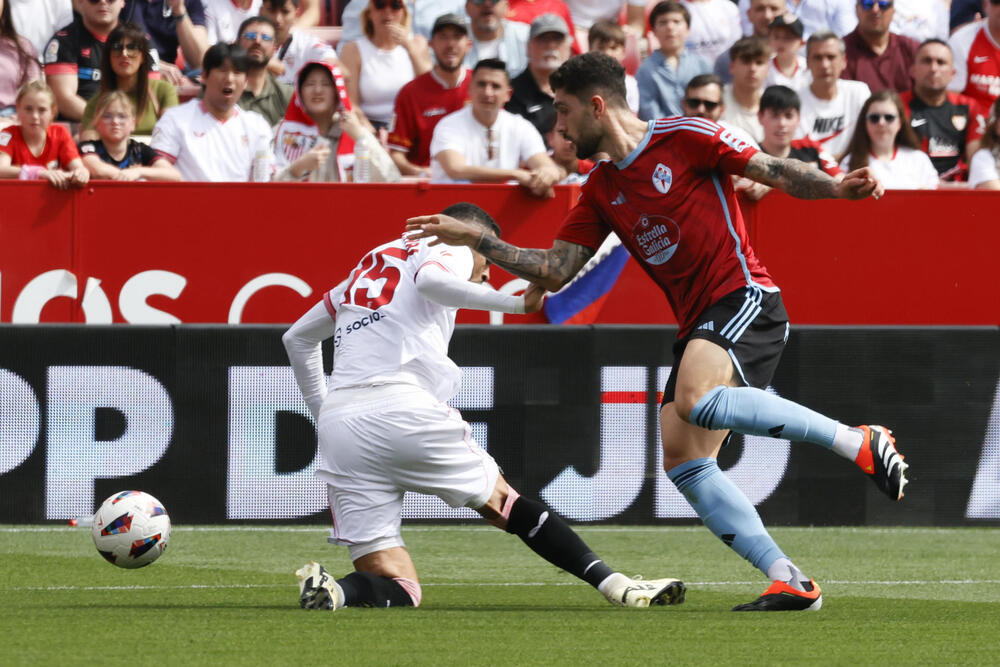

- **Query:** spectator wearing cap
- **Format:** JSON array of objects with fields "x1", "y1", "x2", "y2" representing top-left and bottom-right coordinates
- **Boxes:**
[
  {"x1": 682, "y1": 0, "x2": 741, "y2": 65},
  {"x1": 44, "y1": 0, "x2": 134, "y2": 121},
  {"x1": 736, "y1": 0, "x2": 857, "y2": 41},
  {"x1": 463, "y1": 0, "x2": 530, "y2": 77},
  {"x1": 340, "y1": 0, "x2": 431, "y2": 131},
  {"x1": 507, "y1": 0, "x2": 581, "y2": 54},
  {"x1": 715, "y1": 0, "x2": 782, "y2": 84},
  {"x1": 587, "y1": 20, "x2": 639, "y2": 113},
  {"x1": 430, "y1": 58, "x2": 564, "y2": 196},
  {"x1": 900, "y1": 38, "x2": 986, "y2": 180},
  {"x1": 636, "y1": 0, "x2": 712, "y2": 120},
  {"x1": 722, "y1": 36, "x2": 769, "y2": 142},
  {"x1": 121, "y1": 0, "x2": 209, "y2": 80},
  {"x1": 842, "y1": 0, "x2": 919, "y2": 93},
  {"x1": 764, "y1": 14, "x2": 808, "y2": 90},
  {"x1": 260, "y1": 0, "x2": 338, "y2": 86},
  {"x1": 797, "y1": 30, "x2": 870, "y2": 160},
  {"x1": 505, "y1": 13, "x2": 570, "y2": 144},
  {"x1": 150, "y1": 42, "x2": 274, "y2": 181},
  {"x1": 387, "y1": 12, "x2": 472, "y2": 176},
  {"x1": 236, "y1": 15, "x2": 294, "y2": 125}
]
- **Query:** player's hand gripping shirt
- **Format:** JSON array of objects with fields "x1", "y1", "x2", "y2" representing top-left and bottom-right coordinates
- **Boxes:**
[
  {"x1": 322, "y1": 235, "x2": 477, "y2": 401},
  {"x1": 556, "y1": 117, "x2": 776, "y2": 337}
]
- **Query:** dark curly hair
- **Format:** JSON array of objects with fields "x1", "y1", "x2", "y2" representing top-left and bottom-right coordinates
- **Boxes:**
[{"x1": 549, "y1": 52, "x2": 627, "y2": 109}]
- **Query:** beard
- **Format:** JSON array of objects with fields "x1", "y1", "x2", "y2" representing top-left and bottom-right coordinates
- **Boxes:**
[{"x1": 572, "y1": 126, "x2": 602, "y2": 160}]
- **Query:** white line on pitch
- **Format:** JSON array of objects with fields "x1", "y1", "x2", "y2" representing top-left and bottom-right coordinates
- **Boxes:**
[{"x1": 5, "y1": 579, "x2": 1000, "y2": 593}]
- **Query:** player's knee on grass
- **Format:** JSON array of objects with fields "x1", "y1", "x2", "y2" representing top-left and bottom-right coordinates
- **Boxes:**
[{"x1": 338, "y1": 571, "x2": 422, "y2": 608}]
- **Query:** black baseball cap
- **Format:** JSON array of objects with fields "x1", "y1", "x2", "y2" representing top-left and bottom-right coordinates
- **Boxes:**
[
  {"x1": 432, "y1": 13, "x2": 468, "y2": 36},
  {"x1": 769, "y1": 13, "x2": 804, "y2": 38}
]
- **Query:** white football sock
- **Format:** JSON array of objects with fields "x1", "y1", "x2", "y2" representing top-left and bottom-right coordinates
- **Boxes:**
[{"x1": 831, "y1": 424, "x2": 864, "y2": 461}]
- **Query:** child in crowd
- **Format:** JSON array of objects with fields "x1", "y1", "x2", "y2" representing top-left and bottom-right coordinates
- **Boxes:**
[
  {"x1": 78, "y1": 91, "x2": 181, "y2": 181},
  {"x1": 764, "y1": 14, "x2": 808, "y2": 90},
  {"x1": 0, "y1": 80, "x2": 88, "y2": 188},
  {"x1": 588, "y1": 20, "x2": 639, "y2": 114}
]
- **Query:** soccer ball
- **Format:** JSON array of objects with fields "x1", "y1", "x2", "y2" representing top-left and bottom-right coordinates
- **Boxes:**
[{"x1": 92, "y1": 490, "x2": 171, "y2": 569}]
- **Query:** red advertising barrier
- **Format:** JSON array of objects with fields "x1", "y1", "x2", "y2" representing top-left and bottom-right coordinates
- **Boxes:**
[{"x1": 2, "y1": 181, "x2": 997, "y2": 325}]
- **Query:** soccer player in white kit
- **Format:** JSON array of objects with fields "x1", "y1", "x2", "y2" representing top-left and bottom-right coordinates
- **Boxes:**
[{"x1": 285, "y1": 203, "x2": 686, "y2": 610}]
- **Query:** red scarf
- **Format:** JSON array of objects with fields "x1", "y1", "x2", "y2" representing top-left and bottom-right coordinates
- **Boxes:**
[{"x1": 282, "y1": 60, "x2": 355, "y2": 157}]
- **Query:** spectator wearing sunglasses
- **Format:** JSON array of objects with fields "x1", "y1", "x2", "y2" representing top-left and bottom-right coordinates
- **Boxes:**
[
  {"x1": 340, "y1": 0, "x2": 431, "y2": 131},
  {"x1": 681, "y1": 72, "x2": 725, "y2": 119},
  {"x1": 430, "y1": 58, "x2": 563, "y2": 196},
  {"x1": 637, "y1": 1, "x2": 712, "y2": 120},
  {"x1": 44, "y1": 0, "x2": 138, "y2": 121},
  {"x1": 463, "y1": 0, "x2": 530, "y2": 77},
  {"x1": 842, "y1": 0, "x2": 919, "y2": 93},
  {"x1": 839, "y1": 88, "x2": 938, "y2": 187},
  {"x1": 235, "y1": 16, "x2": 293, "y2": 125},
  {"x1": 901, "y1": 38, "x2": 986, "y2": 181},
  {"x1": 947, "y1": 0, "x2": 1000, "y2": 113},
  {"x1": 79, "y1": 22, "x2": 177, "y2": 139}
]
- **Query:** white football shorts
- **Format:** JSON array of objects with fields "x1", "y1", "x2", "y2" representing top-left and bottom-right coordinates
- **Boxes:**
[{"x1": 315, "y1": 384, "x2": 499, "y2": 556}]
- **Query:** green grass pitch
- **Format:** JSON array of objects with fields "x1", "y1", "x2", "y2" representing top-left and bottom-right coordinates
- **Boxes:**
[{"x1": 2, "y1": 524, "x2": 999, "y2": 665}]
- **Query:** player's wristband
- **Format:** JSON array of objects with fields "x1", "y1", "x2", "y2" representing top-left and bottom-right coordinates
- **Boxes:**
[
  {"x1": 173, "y1": 11, "x2": 187, "y2": 22},
  {"x1": 19, "y1": 165, "x2": 42, "y2": 180}
]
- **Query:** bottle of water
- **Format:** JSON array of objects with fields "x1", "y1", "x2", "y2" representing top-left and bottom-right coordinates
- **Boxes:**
[{"x1": 354, "y1": 142, "x2": 371, "y2": 183}]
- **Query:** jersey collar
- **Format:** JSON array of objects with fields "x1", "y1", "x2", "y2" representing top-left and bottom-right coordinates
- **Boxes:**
[{"x1": 616, "y1": 120, "x2": 656, "y2": 170}]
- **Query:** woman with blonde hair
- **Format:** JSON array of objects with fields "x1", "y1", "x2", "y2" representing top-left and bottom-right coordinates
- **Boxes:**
[
  {"x1": 79, "y1": 22, "x2": 178, "y2": 140},
  {"x1": 968, "y1": 98, "x2": 1000, "y2": 190},
  {"x1": 338, "y1": 0, "x2": 430, "y2": 131},
  {"x1": 840, "y1": 89, "x2": 938, "y2": 189}
]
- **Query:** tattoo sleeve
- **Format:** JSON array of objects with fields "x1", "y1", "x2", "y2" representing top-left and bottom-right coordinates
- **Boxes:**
[
  {"x1": 474, "y1": 236, "x2": 594, "y2": 291},
  {"x1": 744, "y1": 152, "x2": 838, "y2": 200}
]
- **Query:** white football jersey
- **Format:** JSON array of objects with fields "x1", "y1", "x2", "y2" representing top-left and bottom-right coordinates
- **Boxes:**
[{"x1": 324, "y1": 234, "x2": 475, "y2": 401}]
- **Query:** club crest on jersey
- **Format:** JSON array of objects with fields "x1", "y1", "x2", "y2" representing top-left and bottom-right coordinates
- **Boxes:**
[
  {"x1": 631, "y1": 214, "x2": 680, "y2": 266},
  {"x1": 651, "y1": 163, "x2": 672, "y2": 194},
  {"x1": 951, "y1": 114, "x2": 967, "y2": 131}
]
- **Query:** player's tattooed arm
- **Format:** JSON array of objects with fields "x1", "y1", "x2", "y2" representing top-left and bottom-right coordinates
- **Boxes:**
[
  {"x1": 474, "y1": 236, "x2": 594, "y2": 292},
  {"x1": 743, "y1": 152, "x2": 838, "y2": 199},
  {"x1": 744, "y1": 152, "x2": 883, "y2": 201}
]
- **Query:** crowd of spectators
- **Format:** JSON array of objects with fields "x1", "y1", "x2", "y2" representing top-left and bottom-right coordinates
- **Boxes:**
[{"x1": 0, "y1": 0, "x2": 998, "y2": 191}]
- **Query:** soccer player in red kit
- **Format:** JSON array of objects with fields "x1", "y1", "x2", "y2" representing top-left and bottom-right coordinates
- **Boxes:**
[{"x1": 408, "y1": 52, "x2": 909, "y2": 612}]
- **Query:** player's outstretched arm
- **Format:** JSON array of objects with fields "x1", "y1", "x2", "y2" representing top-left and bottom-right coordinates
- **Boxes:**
[
  {"x1": 406, "y1": 214, "x2": 594, "y2": 292},
  {"x1": 743, "y1": 152, "x2": 884, "y2": 201}
]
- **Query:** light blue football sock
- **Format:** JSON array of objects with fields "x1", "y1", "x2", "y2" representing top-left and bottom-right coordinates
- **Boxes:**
[
  {"x1": 688, "y1": 385, "x2": 838, "y2": 449},
  {"x1": 668, "y1": 458, "x2": 785, "y2": 576}
]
